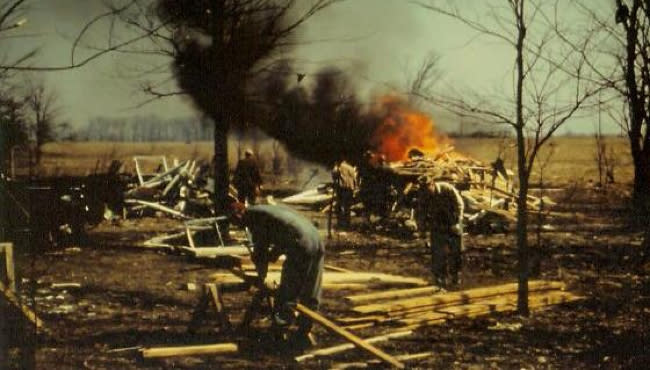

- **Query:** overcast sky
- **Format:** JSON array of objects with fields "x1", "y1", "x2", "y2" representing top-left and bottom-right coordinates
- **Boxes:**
[{"x1": 3, "y1": 0, "x2": 620, "y2": 134}]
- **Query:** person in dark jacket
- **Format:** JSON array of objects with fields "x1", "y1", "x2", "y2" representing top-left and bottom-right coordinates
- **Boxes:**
[
  {"x1": 233, "y1": 149, "x2": 263, "y2": 205},
  {"x1": 230, "y1": 203, "x2": 324, "y2": 348},
  {"x1": 414, "y1": 175, "x2": 465, "y2": 288}
]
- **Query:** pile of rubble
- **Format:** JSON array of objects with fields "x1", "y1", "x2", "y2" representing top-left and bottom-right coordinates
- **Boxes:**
[
  {"x1": 386, "y1": 147, "x2": 555, "y2": 233},
  {"x1": 121, "y1": 156, "x2": 216, "y2": 219}
]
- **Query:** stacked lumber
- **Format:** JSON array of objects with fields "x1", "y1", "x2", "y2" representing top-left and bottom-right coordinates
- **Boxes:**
[{"x1": 339, "y1": 280, "x2": 583, "y2": 330}]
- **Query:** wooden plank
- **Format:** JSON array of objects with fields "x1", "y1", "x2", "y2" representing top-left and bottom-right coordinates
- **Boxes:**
[
  {"x1": 234, "y1": 271, "x2": 428, "y2": 287},
  {"x1": 295, "y1": 329, "x2": 412, "y2": 363},
  {"x1": 140, "y1": 343, "x2": 238, "y2": 358},
  {"x1": 0, "y1": 281, "x2": 43, "y2": 328},
  {"x1": 353, "y1": 281, "x2": 565, "y2": 314},
  {"x1": 1, "y1": 243, "x2": 15, "y2": 292},
  {"x1": 331, "y1": 352, "x2": 434, "y2": 369},
  {"x1": 124, "y1": 199, "x2": 189, "y2": 219},
  {"x1": 185, "y1": 245, "x2": 250, "y2": 257},
  {"x1": 207, "y1": 284, "x2": 230, "y2": 330},
  {"x1": 293, "y1": 303, "x2": 405, "y2": 369},
  {"x1": 400, "y1": 291, "x2": 583, "y2": 328},
  {"x1": 345, "y1": 286, "x2": 441, "y2": 305}
]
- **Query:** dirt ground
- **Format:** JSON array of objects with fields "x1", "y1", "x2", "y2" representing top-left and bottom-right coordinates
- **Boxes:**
[
  {"x1": 4, "y1": 181, "x2": 649, "y2": 370},
  {"x1": 3, "y1": 138, "x2": 649, "y2": 369}
]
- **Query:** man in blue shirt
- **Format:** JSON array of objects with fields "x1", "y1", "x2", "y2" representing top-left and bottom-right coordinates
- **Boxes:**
[{"x1": 231, "y1": 203, "x2": 324, "y2": 348}]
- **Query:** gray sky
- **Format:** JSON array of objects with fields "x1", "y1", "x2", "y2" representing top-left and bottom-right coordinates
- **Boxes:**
[{"x1": 3, "y1": 0, "x2": 620, "y2": 134}]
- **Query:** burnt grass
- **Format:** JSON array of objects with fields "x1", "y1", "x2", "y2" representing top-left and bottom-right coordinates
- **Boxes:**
[{"x1": 4, "y1": 185, "x2": 650, "y2": 369}]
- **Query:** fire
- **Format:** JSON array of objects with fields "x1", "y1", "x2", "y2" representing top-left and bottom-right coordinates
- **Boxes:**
[{"x1": 370, "y1": 95, "x2": 450, "y2": 162}]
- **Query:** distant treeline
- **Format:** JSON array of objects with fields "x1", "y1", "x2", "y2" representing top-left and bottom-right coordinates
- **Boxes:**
[{"x1": 80, "y1": 115, "x2": 214, "y2": 142}]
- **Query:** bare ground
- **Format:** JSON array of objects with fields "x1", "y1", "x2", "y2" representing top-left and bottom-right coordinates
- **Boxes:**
[{"x1": 5, "y1": 184, "x2": 650, "y2": 369}]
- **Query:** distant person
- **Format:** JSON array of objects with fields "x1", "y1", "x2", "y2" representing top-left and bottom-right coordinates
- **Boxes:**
[
  {"x1": 233, "y1": 149, "x2": 263, "y2": 205},
  {"x1": 414, "y1": 175, "x2": 465, "y2": 288},
  {"x1": 230, "y1": 203, "x2": 324, "y2": 350},
  {"x1": 331, "y1": 160, "x2": 358, "y2": 228}
]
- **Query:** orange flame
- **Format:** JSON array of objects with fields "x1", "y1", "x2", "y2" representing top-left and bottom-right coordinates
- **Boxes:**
[{"x1": 370, "y1": 95, "x2": 450, "y2": 161}]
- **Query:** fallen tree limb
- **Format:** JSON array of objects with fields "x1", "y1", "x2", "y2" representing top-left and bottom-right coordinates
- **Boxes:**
[{"x1": 294, "y1": 303, "x2": 405, "y2": 369}]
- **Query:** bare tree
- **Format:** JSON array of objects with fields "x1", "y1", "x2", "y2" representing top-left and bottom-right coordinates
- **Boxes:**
[
  {"x1": 416, "y1": 0, "x2": 601, "y2": 314},
  {"x1": 78, "y1": 0, "x2": 343, "y2": 215},
  {"x1": 23, "y1": 80, "x2": 61, "y2": 164},
  {"x1": 405, "y1": 51, "x2": 442, "y2": 107}
]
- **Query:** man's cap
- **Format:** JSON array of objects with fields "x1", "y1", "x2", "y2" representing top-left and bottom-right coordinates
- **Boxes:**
[{"x1": 244, "y1": 148, "x2": 254, "y2": 156}]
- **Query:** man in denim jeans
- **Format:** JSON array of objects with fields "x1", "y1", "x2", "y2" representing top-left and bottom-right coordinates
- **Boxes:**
[{"x1": 230, "y1": 203, "x2": 324, "y2": 349}]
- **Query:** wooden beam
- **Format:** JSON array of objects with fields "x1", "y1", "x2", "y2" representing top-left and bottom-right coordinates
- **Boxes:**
[
  {"x1": 353, "y1": 281, "x2": 565, "y2": 314},
  {"x1": 1, "y1": 243, "x2": 15, "y2": 292},
  {"x1": 399, "y1": 291, "x2": 583, "y2": 329},
  {"x1": 345, "y1": 286, "x2": 441, "y2": 305},
  {"x1": 295, "y1": 330, "x2": 412, "y2": 362},
  {"x1": 140, "y1": 343, "x2": 238, "y2": 359},
  {"x1": 330, "y1": 352, "x2": 434, "y2": 369},
  {"x1": 0, "y1": 281, "x2": 43, "y2": 328},
  {"x1": 293, "y1": 303, "x2": 405, "y2": 369}
]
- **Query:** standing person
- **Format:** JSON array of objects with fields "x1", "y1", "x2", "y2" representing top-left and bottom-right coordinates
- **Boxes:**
[
  {"x1": 331, "y1": 160, "x2": 358, "y2": 228},
  {"x1": 233, "y1": 148, "x2": 263, "y2": 205},
  {"x1": 414, "y1": 175, "x2": 465, "y2": 288},
  {"x1": 230, "y1": 203, "x2": 324, "y2": 349}
]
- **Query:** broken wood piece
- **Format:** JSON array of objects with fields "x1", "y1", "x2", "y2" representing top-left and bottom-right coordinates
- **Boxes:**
[
  {"x1": 140, "y1": 343, "x2": 238, "y2": 359},
  {"x1": 295, "y1": 330, "x2": 412, "y2": 362},
  {"x1": 345, "y1": 286, "x2": 441, "y2": 305},
  {"x1": 293, "y1": 303, "x2": 405, "y2": 368},
  {"x1": 124, "y1": 199, "x2": 189, "y2": 219},
  {"x1": 330, "y1": 351, "x2": 434, "y2": 369},
  {"x1": 1, "y1": 243, "x2": 15, "y2": 292},
  {"x1": 181, "y1": 245, "x2": 250, "y2": 258},
  {"x1": 0, "y1": 281, "x2": 43, "y2": 328},
  {"x1": 50, "y1": 283, "x2": 81, "y2": 289}
]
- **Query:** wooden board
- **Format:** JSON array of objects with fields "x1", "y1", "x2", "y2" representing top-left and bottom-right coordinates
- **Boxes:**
[
  {"x1": 353, "y1": 280, "x2": 565, "y2": 314},
  {"x1": 140, "y1": 343, "x2": 238, "y2": 358},
  {"x1": 345, "y1": 286, "x2": 442, "y2": 305},
  {"x1": 294, "y1": 303, "x2": 405, "y2": 369}
]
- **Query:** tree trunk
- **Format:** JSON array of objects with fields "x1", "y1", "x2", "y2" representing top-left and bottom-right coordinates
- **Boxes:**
[{"x1": 213, "y1": 112, "x2": 230, "y2": 217}]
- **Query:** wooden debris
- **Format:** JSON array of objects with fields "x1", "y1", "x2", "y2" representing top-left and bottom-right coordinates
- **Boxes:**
[
  {"x1": 139, "y1": 343, "x2": 238, "y2": 359},
  {"x1": 1, "y1": 243, "x2": 15, "y2": 292},
  {"x1": 330, "y1": 351, "x2": 434, "y2": 369},
  {"x1": 295, "y1": 330, "x2": 412, "y2": 362},
  {"x1": 124, "y1": 199, "x2": 189, "y2": 219},
  {"x1": 293, "y1": 303, "x2": 405, "y2": 369},
  {"x1": 0, "y1": 281, "x2": 43, "y2": 329}
]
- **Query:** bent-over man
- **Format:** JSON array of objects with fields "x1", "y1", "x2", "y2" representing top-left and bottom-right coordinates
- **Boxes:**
[
  {"x1": 230, "y1": 203, "x2": 324, "y2": 348},
  {"x1": 415, "y1": 175, "x2": 464, "y2": 288}
]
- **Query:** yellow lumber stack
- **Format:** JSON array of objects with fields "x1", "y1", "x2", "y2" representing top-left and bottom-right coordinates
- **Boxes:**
[{"x1": 339, "y1": 280, "x2": 583, "y2": 330}]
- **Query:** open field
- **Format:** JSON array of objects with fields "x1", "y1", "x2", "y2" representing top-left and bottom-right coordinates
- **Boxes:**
[
  {"x1": 4, "y1": 136, "x2": 649, "y2": 369},
  {"x1": 36, "y1": 136, "x2": 635, "y2": 185}
]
